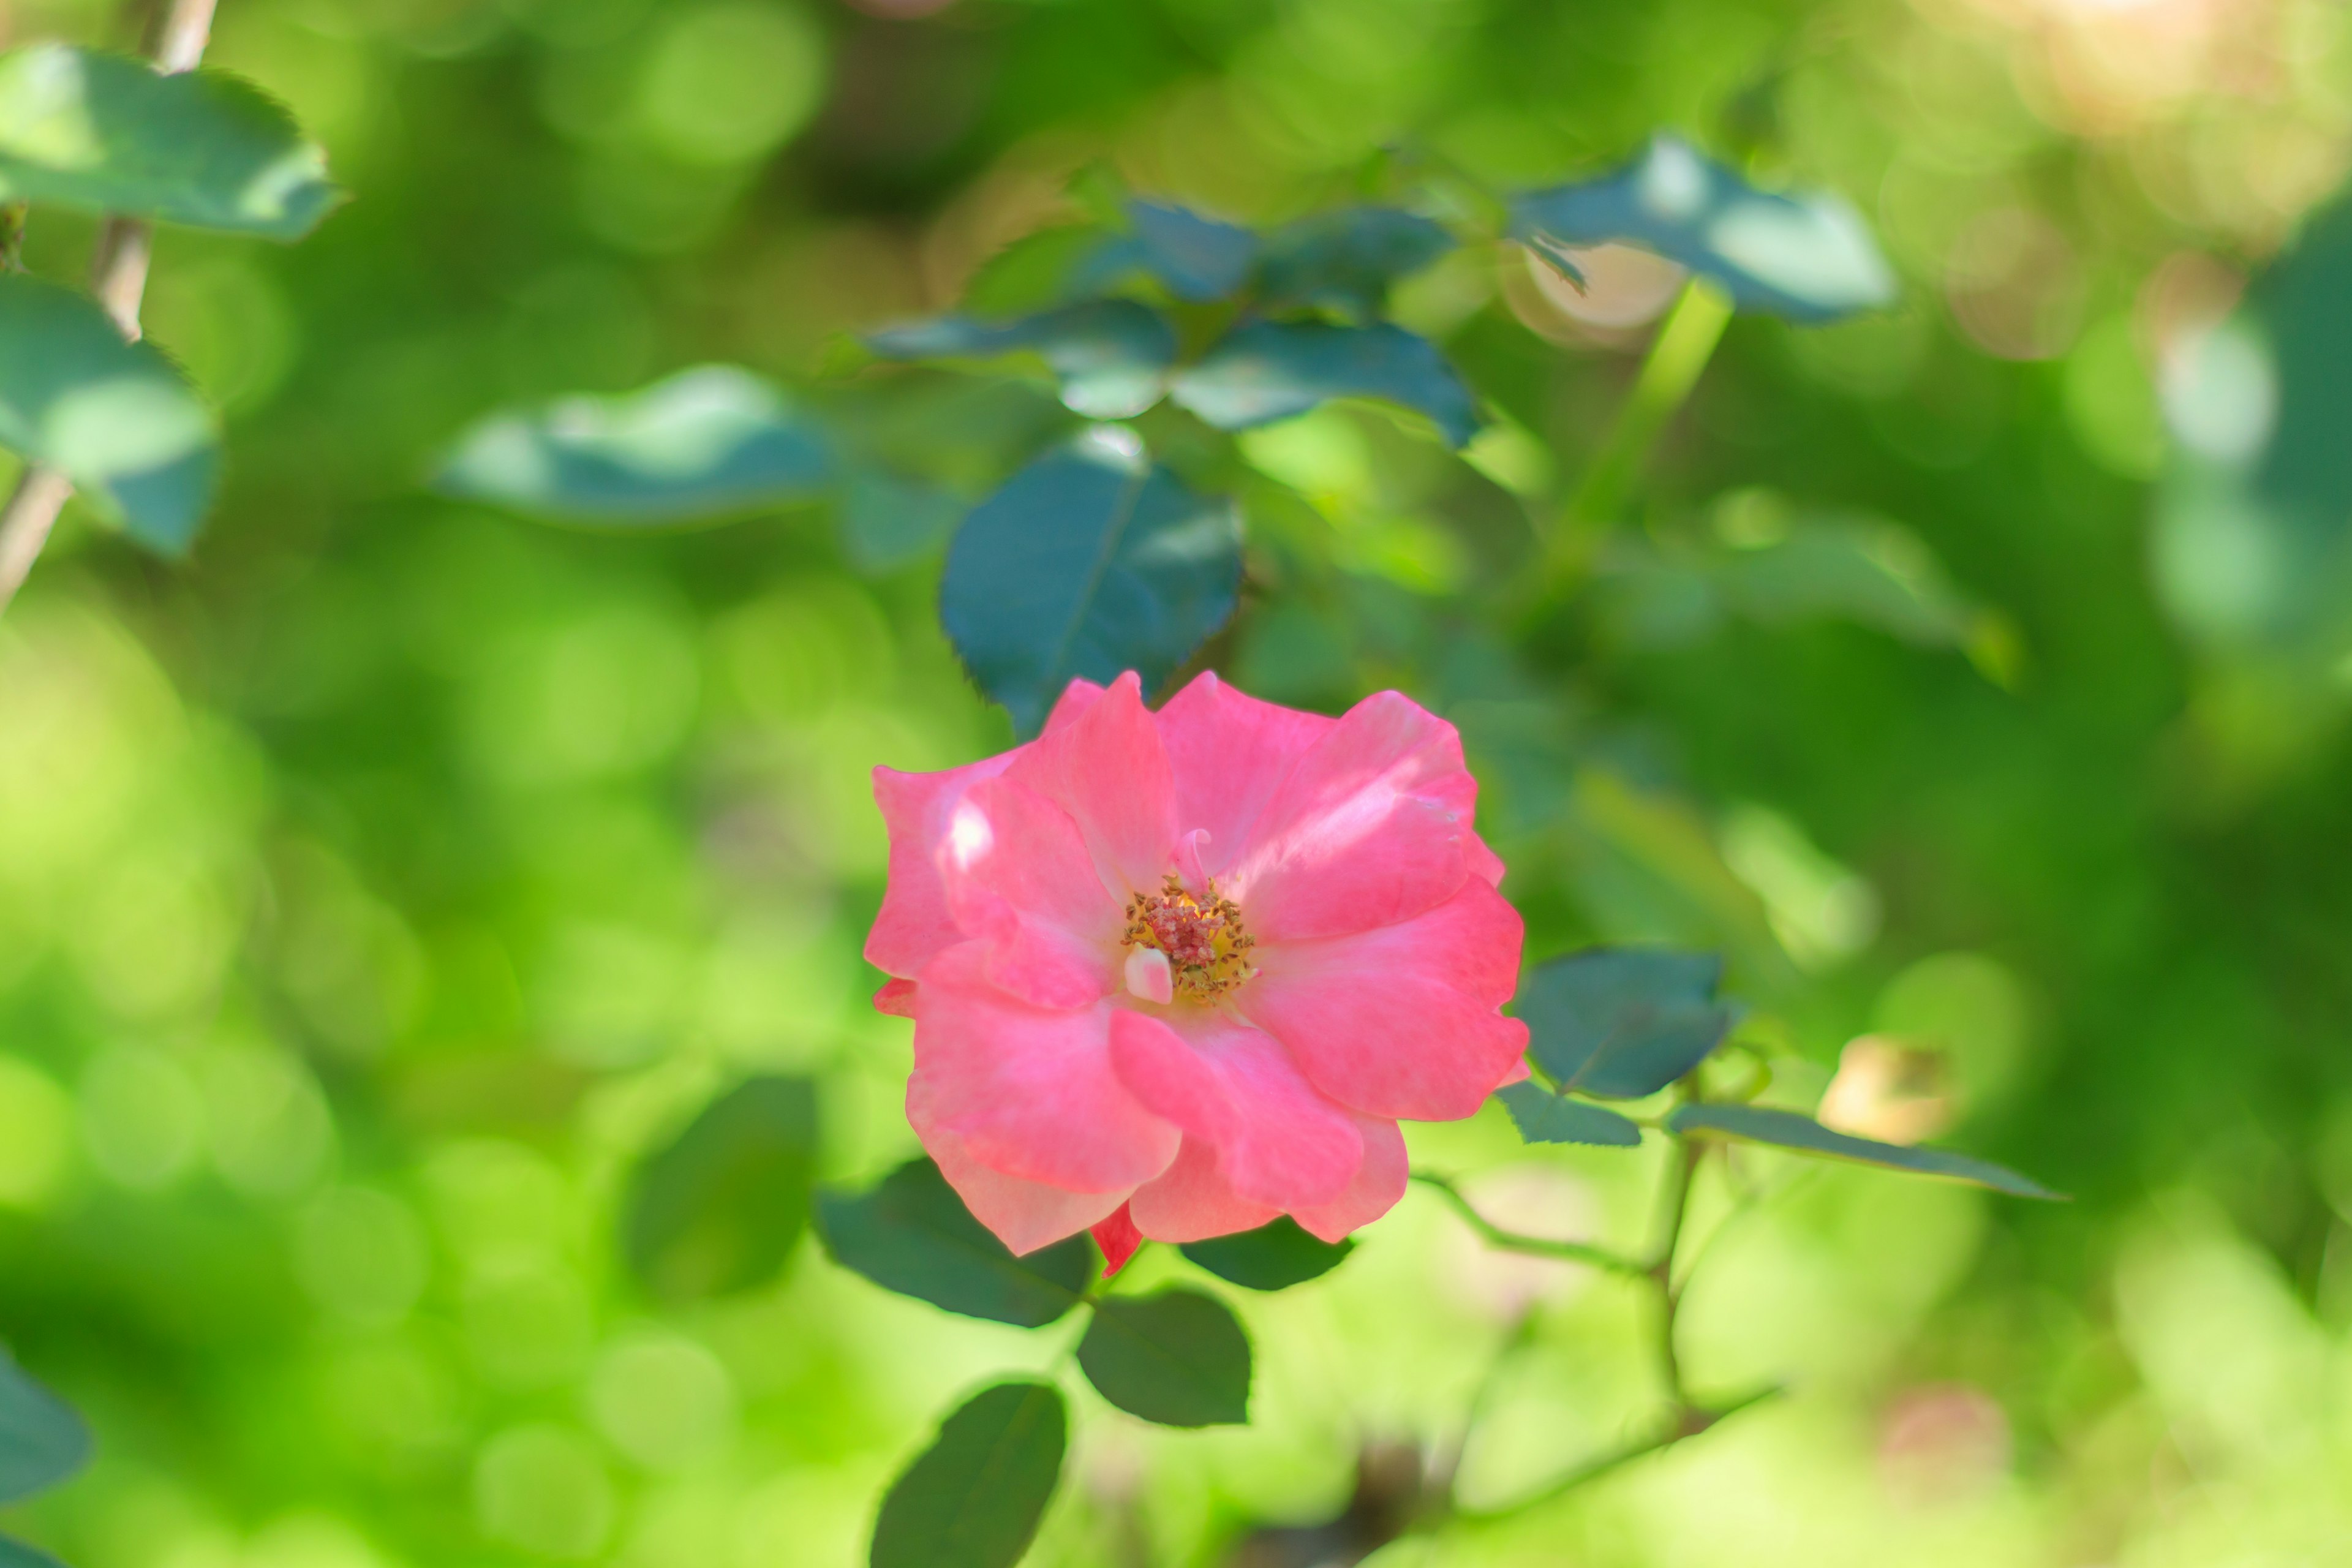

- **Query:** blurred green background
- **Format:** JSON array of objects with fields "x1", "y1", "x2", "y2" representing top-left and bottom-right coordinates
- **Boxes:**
[{"x1": 6, "y1": 0, "x2": 2352, "y2": 1562}]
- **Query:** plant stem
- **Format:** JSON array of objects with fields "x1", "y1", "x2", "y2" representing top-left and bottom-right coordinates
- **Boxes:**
[
  {"x1": 1526, "y1": 277, "x2": 1734, "y2": 606},
  {"x1": 0, "y1": 0, "x2": 220, "y2": 620},
  {"x1": 1408, "y1": 1170, "x2": 1650, "y2": 1280},
  {"x1": 1648, "y1": 1115, "x2": 1703, "y2": 1412}
]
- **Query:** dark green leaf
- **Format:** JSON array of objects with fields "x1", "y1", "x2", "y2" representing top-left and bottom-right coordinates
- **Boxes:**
[
  {"x1": 1667, "y1": 1104, "x2": 2062, "y2": 1199},
  {"x1": 0, "y1": 45, "x2": 341, "y2": 239},
  {"x1": 839, "y1": 471, "x2": 964, "y2": 575},
  {"x1": 870, "y1": 1382, "x2": 1066, "y2": 1568},
  {"x1": 433, "y1": 366, "x2": 833, "y2": 526},
  {"x1": 1512, "y1": 135, "x2": 1894, "y2": 323},
  {"x1": 1515, "y1": 948, "x2": 1730, "y2": 1099},
  {"x1": 0, "y1": 1350, "x2": 89, "y2": 1504},
  {"x1": 1172, "y1": 321, "x2": 1480, "y2": 448},
  {"x1": 1180, "y1": 1218, "x2": 1353, "y2": 1291},
  {"x1": 624, "y1": 1076, "x2": 820, "y2": 1302},
  {"x1": 1077, "y1": 1289, "x2": 1251, "y2": 1427},
  {"x1": 867, "y1": 300, "x2": 1178, "y2": 420},
  {"x1": 1254, "y1": 206, "x2": 1455, "y2": 320},
  {"x1": 817, "y1": 1158, "x2": 1093, "y2": 1327},
  {"x1": 940, "y1": 429, "x2": 1242, "y2": 736},
  {"x1": 0, "y1": 1538, "x2": 66, "y2": 1568},
  {"x1": 0, "y1": 272, "x2": 217, "y2": 553},
  {"x1": 1495, "y1": 1081, "x2": 1645, "y2": 1147},
  {"x1": 1076, "y1": 200, "x2": 1258, "y2": 302}
]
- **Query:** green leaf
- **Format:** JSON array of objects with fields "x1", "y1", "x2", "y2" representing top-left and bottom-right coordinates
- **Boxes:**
[
  {"x1": 1666, "y1": 1104, "x2": 2062, "y2": 1199},
  {"x1": 816, "y1": 1158, "x2": 1093, "y2": 1327},
  {"x1": 0, "y1": 272, "x2": 218, "y2": 554},
  {"x1": 838, "y1": 470, "x2": 963, "y2": 575},
  {"x1": 433, "y1": 366, "x2": 833, "y2": 526},
  {"x1": 1254, "y1": 206, "x2": 1455, "y2": 320},
  {"x1": 1076, "y1": 1289, "x2": 1251, "y2": 1427},
  {"x1": 1172, "y1": 321, "x2": 1480, "y2": 448},
  {"x1": 1515, "y1": 948, "x2": 1731, "y2": 1099},
  {"x1": 0, "y1": 1350, "x2": 89, "y2": 1505},
  {"x1": 867, "y1": 300, "x2": 1178, "y2": 420},
  {"x1": 1512, "y1": 135, "x2": 1894, "y2": 323},
  {"x1": 0, "y1": 45, "x2": 341, "y2": 239},
  {"x1": 870, "y1": 1382, "x2": 1066, "y2": 1568},
  {"x1": 0, "y1": 1538, "x2": 66, "y2": 1568},
  {"x1": 624, "y1": 1076, "x2": 820, "y2": 1302},
  {"x1": 940, "y1": 428, "x2": 1242, "y2": 737},
  {"x1": 1076, "y1": 200, "x2": 1258, "y2": 302},
  {"x1": 1179, "y1": 1218, "x2": 1353, "y2": 1291},
  {"x1": 1495, "y1": 1080, "x2": 1645, "y2": 1147}
]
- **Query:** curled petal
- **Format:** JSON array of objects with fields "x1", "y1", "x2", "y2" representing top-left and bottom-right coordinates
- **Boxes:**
[
  {"x1": 927, "y1": 1127, "x2": 1131, "y2": 1256},
  {"x1": 1008, "y1": 671, "x2": 1178, "y2": 897},
  {"x1": 1156, "y1": 671, "x2": 1336, "y2": 883},
  {"x1": 1243, "y1": 877, "x2": 1529, "y2": 1120},
  {"x1": 867, "y1": 754, "x2": 1017, "y2": 979},
  {"x1": 937, "y1": 775, "x2": 1122, "y2": 1009},
  {"x1": 1290, "y1": 1117, "x2": 1409, "y2": 1243},
  {"x1": 1224, "y1": 690, "x2": 1483, "y2": 941},
  {"x1": 910, "y1": 945, "x2": 1180, "y2": 1193},
  {"x1": 1107, "y1": 1009, "x2": 1363, "y2": 1209},
  {"x1": 1127, "y1": 1137, "x2": 1280, "y2": 1243}
]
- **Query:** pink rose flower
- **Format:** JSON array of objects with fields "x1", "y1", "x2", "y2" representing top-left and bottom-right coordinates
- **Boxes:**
[{"x1": 865, "y1": 671, "x2": 1528, "y2": 1264}]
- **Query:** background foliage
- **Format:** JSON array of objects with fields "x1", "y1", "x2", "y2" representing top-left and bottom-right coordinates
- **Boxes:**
[{"x1": 6, "y1": 0, "x2": 2352, "y2": 1563}]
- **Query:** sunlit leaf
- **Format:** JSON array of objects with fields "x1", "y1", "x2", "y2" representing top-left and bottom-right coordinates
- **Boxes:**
[
  {"x1": 0, "y1": 272, "x2": 217, "y2": 554},
  {"x1": 1515, "y1": 948, "x2": 1731, "y2": 1099},
  {"x1": 870, "y1": 1382, "x2": 1066, "y2": 1568},
  {"x1": 1667, "y1": 1103, "x2": 2061, "y2": 1199},
  {"x1": 0, "y1": 1351, "x2": 89, "y2": 1505},
  {"x1": 817, "y1": 1158, "x2": 1093, "y2": 1327},
  {"x1": 1077, "y1": 1290, "x2": 1251, "y2": 1427},
  {"x1": 940, "y1": 428, "x2": 1242, "y2": 736},
  {"x1": 1172, "y1": 321, "x2": 1480, "y2": 447},
  {"x1": 1076, "y1": 200, "x2": 1258, "y2": 302},
  {"x1": 0, "y1": 45, "x2": 341, "y2": 239},
  {"x1": 1513, "y1": 135, "x2": 1894, "y2": 323},
  {"x1": 1254, "y1": 206, "x2": 1455, "y2": 320},
  {"x1": 838, "y1": 470, "x2": 964, "y2": 575},
  {"x1": 1495, "y1": 1080, "x2": 1645, "y2": 1147},
  {"x1": 433, "y1": 366, "x2": 833, "y2": 526},
  {"x1": 624, "y1": 1076, "x2": 819, "y2": 1302},
  {"x1": 867, "y1": 300, "x2": 1178, "y2": 420},
  {"x1": 1180, "y1": 1218, "x2": 1352, "y2": 1291}
]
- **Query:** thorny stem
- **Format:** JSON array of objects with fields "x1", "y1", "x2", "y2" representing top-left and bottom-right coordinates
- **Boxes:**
[{"x1": 0, "y1": 0, "x2": 221, "y2": 620}]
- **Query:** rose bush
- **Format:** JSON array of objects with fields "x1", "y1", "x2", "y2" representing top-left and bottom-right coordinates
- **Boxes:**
[{"x1": 867, "y1": 670, "x2": 1528, "y2": 1263}]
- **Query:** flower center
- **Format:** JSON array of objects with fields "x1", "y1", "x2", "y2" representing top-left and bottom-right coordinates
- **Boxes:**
[{"x1": 1122, "y1": 875, "x2": 1256, "y2": 1002}]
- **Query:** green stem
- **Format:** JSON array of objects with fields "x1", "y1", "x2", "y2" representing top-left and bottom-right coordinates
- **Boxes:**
[
  {"x1": 1533, "y1": 279, "x2": 1734, "y2": 599},
  {"x1": 1409, "y1": 1170, "x2": 1650, "y2": 1280},
  {"x1": 1648, "y1": 1116, "x2": 1703, "y2": 1411}
]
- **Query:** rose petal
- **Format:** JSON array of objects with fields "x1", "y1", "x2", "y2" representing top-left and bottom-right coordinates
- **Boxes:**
[
  {"x1": 1155, "y1": 671, "x2": 1336, "y2": 883},
  {"x1": 1290, "y1": 1116, "x2": 1409, "y2": 1242},
  {"x1": 874, "y1": 978, "x2": 918, "y2": 1017},
  {"x1": 936, "y1": 775, "x2": 1122, "y2": 1009},
  {"x1": 1106, "y1": 1009, "x2": 1363, "y2": 1208},
  {"x1": 1242, "y1": 877, "x2": 1528, "y2": 1120},
  {"x1": 867, "y1": 753, "x2": 1017, "y2": 978},
  {"x1": 910, "y1": 945, "x2": 1180, "y2": 1192},
  {"x1": 1127, "y1": 1137, "x2": 1280, "y2": 1242},
  {"x1": 1006, "y1": 671, "x2": 1176, "y2": 899},
  {"x1": 1091, "y1": 1203, "x2": 1145, "y2": 1275},
  {"x1": 1043, "y1": 677, "x2": 1108, "y2": 734},
  {"x1": 927, "y1": 1127, "x2": 1131, "y2": 1255},
  {"x1": 1224, "y1": 690, "x2": 1483, "y2": 941}
]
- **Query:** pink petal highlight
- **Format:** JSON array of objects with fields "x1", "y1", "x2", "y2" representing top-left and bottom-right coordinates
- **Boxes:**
[
  {"x1": 1223, "y1": 690, "x2": 1483, "y2": 941},
  {"x1": 928, "y1": 1128, "x2": 1132, "y2": 1255},
  {"x1": 1107, "y1": 1009, "x2": 1363, "y2": 1210},
  {"x1": 1291, "y1": 1116, "x2": 1410, "y2": 1242},
  {"x1": 910, "y1": 945, "x2": 1180, "y2": 1193},
  {"x1": 1091, "y1": 1203, "x2": 1145, "y2": 1275},
  {"x1": 1156, "y1": 671, "x2": 1337, "y2": 883},
  {"x1": 1128, "y1": 1137, "x2": 1280, "y2": 1242},
  {"x1": 1006, "y1": 671, "x2": 1177, "y2": 897},
  {"x1": 867, "y1": 755, "x2": 1017, "y2": 978},
  {"x1": 1243, "y1": 876, "x2": 1528, "y2": 1120},
  {"x1": 936, "y1": 775, "x2": 1122, "y2": 1010}
]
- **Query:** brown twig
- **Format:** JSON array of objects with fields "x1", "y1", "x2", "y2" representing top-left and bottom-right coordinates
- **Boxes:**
[{"x1": 0, "y1": 0, "x2": 219, "y2": 619}]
